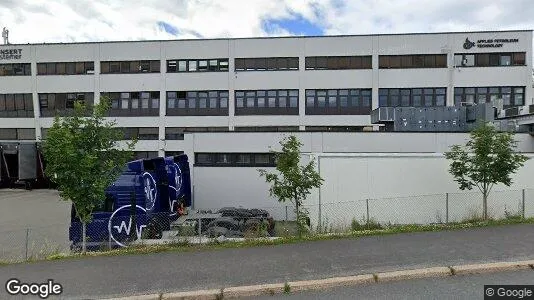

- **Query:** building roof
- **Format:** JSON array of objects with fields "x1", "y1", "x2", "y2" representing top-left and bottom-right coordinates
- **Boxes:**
[{"x1": 2, "y1": 29, "x2": 532, "y2": 47}]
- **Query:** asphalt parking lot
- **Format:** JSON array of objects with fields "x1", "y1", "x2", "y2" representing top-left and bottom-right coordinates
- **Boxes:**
[{"x1": 0, "y1": 189, "x2": 70, "y2": 262}]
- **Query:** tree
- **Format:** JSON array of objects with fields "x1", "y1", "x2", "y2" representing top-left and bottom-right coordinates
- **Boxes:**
[
  {"x1": 41, "y1": 97, "x2": 136, "y2": 252},
  {"x1": 445, "y1": 122, "x2": 528, "y2": 220},
  {"x1": 258, "y1": 135, "x2": 323, "y2": 236}
]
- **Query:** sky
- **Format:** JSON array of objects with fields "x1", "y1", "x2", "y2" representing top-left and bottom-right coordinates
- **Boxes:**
[{"x1": 0, "y1": 0, "x2": 533, "y2": 44}]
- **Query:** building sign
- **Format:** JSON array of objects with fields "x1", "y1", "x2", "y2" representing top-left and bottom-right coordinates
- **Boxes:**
[
  {"x1": 0, "y1": 48, "x2": 22, "y2": 60},
  {"x1": 463, "y1": 38, "x2": 519, "y2": 50}
]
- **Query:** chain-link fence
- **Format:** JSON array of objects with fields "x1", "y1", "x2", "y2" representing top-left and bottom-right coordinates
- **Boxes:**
[{"x1": 2, "y1": 188, "x2": 534, "y2": 263}]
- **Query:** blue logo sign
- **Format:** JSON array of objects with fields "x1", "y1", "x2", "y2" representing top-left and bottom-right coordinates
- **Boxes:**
[
  {"x1": 108, "y1": 205, "x2": 147, "y2": 247},
  {"x1": 142, "y1": 172, "x2": 157, "y2": 211}
]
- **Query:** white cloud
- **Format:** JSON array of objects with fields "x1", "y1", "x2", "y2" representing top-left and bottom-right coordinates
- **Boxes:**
[{"x1": 0, "y1": 0, "x2": 532, "y2": 44}]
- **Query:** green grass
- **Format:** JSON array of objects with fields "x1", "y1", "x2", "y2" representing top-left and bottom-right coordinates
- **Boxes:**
[{"x1": 2, "y1": 216, "x2": 534, "y2": 266}]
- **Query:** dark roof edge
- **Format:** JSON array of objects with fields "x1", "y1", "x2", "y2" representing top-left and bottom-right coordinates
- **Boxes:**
[{"x1": 2, "y1": 29, "x2": 533, "y2": 47}]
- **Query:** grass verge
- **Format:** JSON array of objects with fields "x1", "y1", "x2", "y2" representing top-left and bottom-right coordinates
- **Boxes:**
[{"x1": 1, "y1": 216, "x2": 534, "y2": 266}]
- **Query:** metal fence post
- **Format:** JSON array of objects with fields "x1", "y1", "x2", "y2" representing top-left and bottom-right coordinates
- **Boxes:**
[
  {"x1": 522, "y1": 189, "x2": 526, "y2": 219},
  {"x1": 445, "y1": 193, "x2": 449, "y2": 224},
  {"x1": 366, "y1": 199, "x2": 370, "y2": 225},
  {"x1": 24, "y1": 228, "x2": 30, "y2": 261},
  {"x1": 285, "y1": 206, "x2": 288, "y2": 221},
  {"x1": 198, "y1": 216, "x2": 202, "y2": 243}
]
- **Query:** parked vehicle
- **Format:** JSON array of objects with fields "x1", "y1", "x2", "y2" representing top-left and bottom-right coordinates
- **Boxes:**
[{"x1": 69, "y1": 154, "x2": 192, "y2": 250}]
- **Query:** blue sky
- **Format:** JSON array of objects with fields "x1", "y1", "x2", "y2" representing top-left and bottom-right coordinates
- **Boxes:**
[{"x1": 0, "y1": 0, "x2": 533, "y2": 43}]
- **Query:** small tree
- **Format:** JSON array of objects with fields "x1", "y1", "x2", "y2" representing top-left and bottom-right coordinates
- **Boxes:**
[
  {"x1": 258, "y1": 135, "x2": 323, "y2": 236},
  {"x1": 42, "y1": 97, "x2": 136, "y2": 252},
  {"x1": 445, "y1": 122, "x2": 528, "y2": 220}
]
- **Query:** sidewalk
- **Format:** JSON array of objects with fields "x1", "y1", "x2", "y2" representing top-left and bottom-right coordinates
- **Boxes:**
[{"x1": 1, "y1": 223, "x2": 533, "y2": 299}]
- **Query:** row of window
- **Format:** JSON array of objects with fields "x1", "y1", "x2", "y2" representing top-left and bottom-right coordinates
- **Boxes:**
[
  {"x1": 38, "y1": 93, "x2": 94, "y2": 117},
  {"x1": 305, "y1": 56, "x2": 372, "y2": 70},
  {"x1": 0, "y1": 63, "x2": 31, "y2": 76},
  {"x1": 100, "y1": 60, "x2": 160, "y2": 74},
  {"x1": 235, "y1": 90, "x2": 299, "y2": 115},
  {"x1": 102, "y1": 92, "x2": 160, "y2": 116},
  {"x1": 0, "y1": 128, "x2": 36, "y2": 140},
  {"x1": 454, "y1": 86, "x2": 525, "y2": 107},
  {"x1": 379, "y1": 88, "x2": 447, "y2": 107},
  {"x1": 0, "y1": 52, "x2": 527, "y2": 77},
  {"x1": 454, "y1": 52, "x2": 525, "y2": 67},
  {"x1": 37, "y1": 62, "x2": 95, "y2": 75},
  {"x1": 119, "y1": 127, "x2": 159, "y2": 140},
  {"x1": 234, "y1": 57, "x2": 299, "y2": 71},
  {"x1": 2, "y1": 85, "x2": 527, "y2": 118},
  {"x1": 0, "y1": 94, "x2": 34, "y2": 117},
  {"x1": 195, "y1": 153, "x2": 276, "y2": 167},
  {"x1": 305, "y1": 89, "x2": 372, "y2": 115},
  {"x1": 379, "y1": 55, "x2": 447, "y2": 69},
  {"x1": 167, "y1": 91, "x2": 229, "y2": 116},
  {"x1": 167, "y1": 59, "x2": 229, "y2": 72}
]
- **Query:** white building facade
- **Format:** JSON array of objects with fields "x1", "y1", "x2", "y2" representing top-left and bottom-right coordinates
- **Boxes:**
[{"x1": 1, "y1": 30, "x2": 533, "y2": 218}]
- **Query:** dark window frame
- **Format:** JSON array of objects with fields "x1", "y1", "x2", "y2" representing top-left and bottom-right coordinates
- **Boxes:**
[
  {"x1": 454, "y1": 52, "x2": 526, "y2": 67},
  {"x1": 0, "y1": 93, "x2": 33, "y2": 118},
  {"x1": 234, "y1": 89, "x2": 299, "y2": 115},
  {"x1": 38, "y1": 93, "x2": 94, "y2": 117},
  {"x1": 36, "y1": 61, "x2": 94, "y2": 75},
  {"x1": 167, "y1": 58, "x2": 229, "y2": 73},
  {"x1": 0, "y1": 128, "x2": 36, "y2": 140},
  {"x1": 454, "y1": 86, "x2": 525, "y2": 108},
  {"x1": 305, "y1": 88, "x2": 371, "y2": 115},
  {"x1": 100, "y1": 60, "x2": 160, "y2": 74},
  {"x1": 379, "y1": 54, "x2": 447, "y2": 69},
  {"x1": 101, "y1": 91, "x2": 160, "y2": 117},
  {"x1": 195, "y1": 153, "x2": 276, "y2": 167},
  {"x1": 234, "y1": 57, "x2": 299, "y2": 71},
  {"x1": 0, "y1": 63, "x2": 31, "y2": 76},
  {"x1": 166, "y1": 90, "x2": 229, "y2": 116},
  {"x1": 378, "y1": 88, "x2": 447, "y2": 107},
  {"x1": 305, "y1": 55, "x2": 372, "y2": 70}
]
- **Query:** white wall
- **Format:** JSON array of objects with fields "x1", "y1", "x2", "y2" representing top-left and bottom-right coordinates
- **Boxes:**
[{"x1": 307, "y1": 153, "x2": 534, "y2": 228}]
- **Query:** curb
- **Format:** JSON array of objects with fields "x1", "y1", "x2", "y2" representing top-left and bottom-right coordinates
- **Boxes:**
[{"x1": 103, "y1": 259, "x2": 534, "y2": 300}]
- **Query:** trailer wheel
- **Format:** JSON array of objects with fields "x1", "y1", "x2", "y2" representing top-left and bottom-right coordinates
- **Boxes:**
[{"x1": 24, "y1": 181, "x2": 33, "y2": 191}]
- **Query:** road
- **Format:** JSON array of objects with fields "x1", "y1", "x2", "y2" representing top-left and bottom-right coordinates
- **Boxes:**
[
  {"x1": 257, "y1": 269, "x2": 534, "y2": 300},
  {"x1": 1, "y1": 223, "x2": 534, "y2": 299}
]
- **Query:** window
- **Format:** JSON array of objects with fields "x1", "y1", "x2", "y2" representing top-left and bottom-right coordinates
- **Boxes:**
[
  {"x1": 305, "y1": 126, "x2": 366, "y2": 132},
  {"x1": 454, "y1": 52, "x2": 526, "y2": 67},
  {"x1": 234, "y1": 126, "x2": 299, "y2": 132},
  {"x1": 195, "y1": 153, "x2": 276, "y2": 167},
  {"x1": 101, "y1": 91, "x2": 159, "y2": 116},
  {"x1": 234, "y1": 57, "x2": 299, "y2": 71},
  {"x1": 167, "y1": 58, "x2": 229, "y2": 73},
  {"x1": 305, "y1": 55, "x2": 372, "y2": 70},
  {"x1": 234, "y1": 90, "x2": 298, "y2": 115},
  {"x1": 117, "y1": 127, "x2": 158, "y2": 140},
  {"x1": 132, "y1": 151, "x2": 159, "y2": 160},
  {"x1": 37, "y1": 61, "x2": 94, "y2": 75},
  {"x1": 0, "y1": 128, "x2": 36, "y2": 140},
  {"x1": 0, "y1": 93, "x2": 33, "y2": 117},
  {"x1": 167, "y1": 90, "x2": 228, "y2": 116},
  {"x1": 454, "y1": 86, "x2": 525, "y2": 108},
  {"x1": 378, "y1": 88, "x2": 446, "y2": 107},
  {"x1": 306, "y1": 88, "x2": 371, "y2": 115},
  {"x1": 0, "y1": 63, "x2": 31, "y2": 76},
  {"x1": 379, "y1": 54, "x2": 447, "y2": 68},
  {"x1": 100, "y1": 60, "x2": 160, "y2": 74},
  {"x1": 38, "y1": 93, "x2": 94, "y2": 117}
]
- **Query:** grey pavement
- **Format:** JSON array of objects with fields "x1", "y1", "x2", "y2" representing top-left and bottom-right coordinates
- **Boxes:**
[
  {"x1": 0, "y1": 189, "x2": 70, "y2": 262},
  {"x1": 1, "y1": 223, "x2": 534, "y2": 299},
  {"x1": 259, "y1": 269, "x2": 534, "y2": 300}
]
